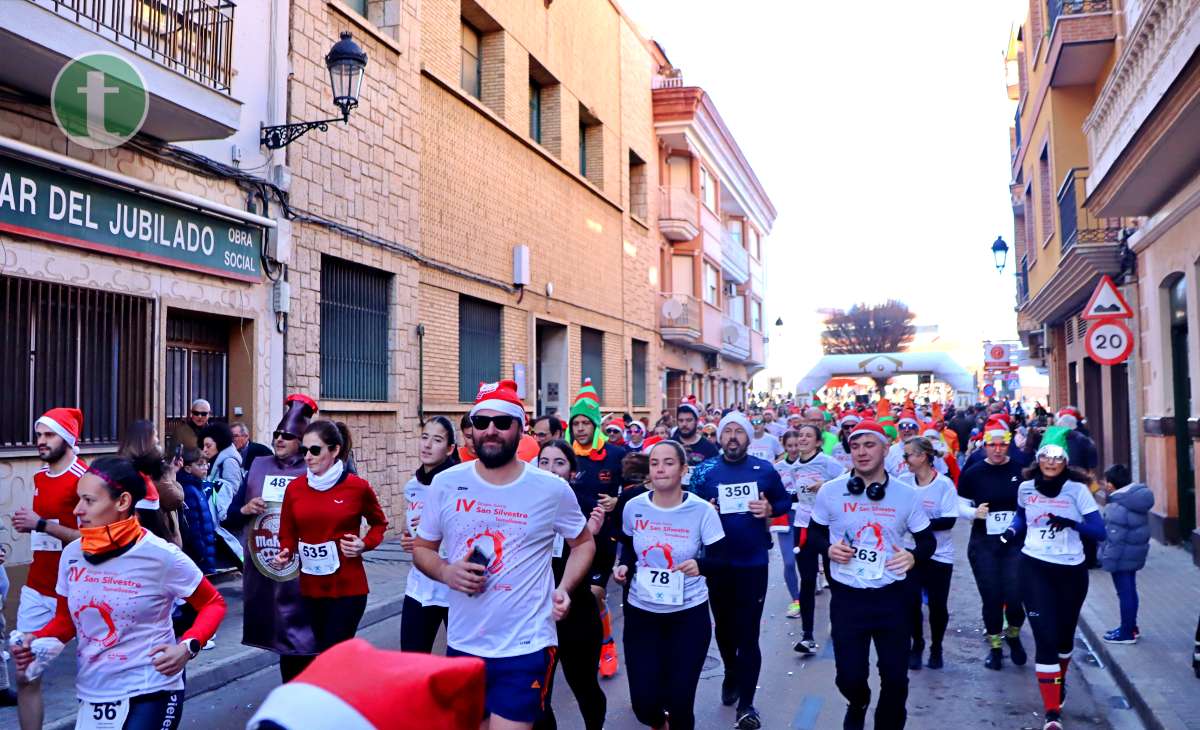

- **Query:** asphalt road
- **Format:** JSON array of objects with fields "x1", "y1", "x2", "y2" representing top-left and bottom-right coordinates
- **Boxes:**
[{"x1": 181, "y1": 524, "x2": 1138, "y2": 729}]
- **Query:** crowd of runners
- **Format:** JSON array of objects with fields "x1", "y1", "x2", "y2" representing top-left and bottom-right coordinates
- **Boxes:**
[{"x1": 0, "y1": 380, "x2": 1165, "y2": 730}]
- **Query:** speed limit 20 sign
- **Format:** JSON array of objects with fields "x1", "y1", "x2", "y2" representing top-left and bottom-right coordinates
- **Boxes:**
[{"x1": 1085, "y1": 318, "x2": 1134, "y2": 366}]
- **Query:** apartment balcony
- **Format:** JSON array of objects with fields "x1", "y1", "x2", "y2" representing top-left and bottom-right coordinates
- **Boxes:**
[
  {"x1": 720, "y1": 315, "x2": 750, "y2": 361},
  {"x1": 1057, "y1": 168, "x2": 1121, "y2": 256},
  {"x1": 747, "y1": 330, "x2": 766, "y2": 367},
  {"x1": 659, "y1": 292, "x2": 702, "y2": 345},
  {"x1": 0, "y1": 0, "x2": 241, "y2": 141},
  {"x1": 720, "y1": 231, "x2": 750, "y2": 285},
  {"x1": 1045, "y1": 0, "x2": 1117, "y2": 88},
  {"x1": 658, "y1": 186, "x2": 700, "y2": 242}
]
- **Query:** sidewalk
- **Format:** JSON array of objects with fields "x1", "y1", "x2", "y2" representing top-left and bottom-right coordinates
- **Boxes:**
[
  {"x1": 0, "y1": 539, "x2": 411, "y2": 730},
  {"x1": 1077, "y1": 539, "x2": 1200, "y2": 730}
]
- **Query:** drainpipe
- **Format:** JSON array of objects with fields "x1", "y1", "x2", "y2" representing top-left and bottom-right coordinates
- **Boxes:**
[{"x1": 417, "y1": 324, "x2": 425, "y2": 422}]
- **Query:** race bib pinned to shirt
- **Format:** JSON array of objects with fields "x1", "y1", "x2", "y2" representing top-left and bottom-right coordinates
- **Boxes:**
[
  {"x1": 76, "y1": 699, "x2": 130, "y2": 730},
  {"x1": 835, "y1": 544, "x2": 885, "y2": 581},
  {"x1": 636, "y1": 567, "x2": 683, "y2": 606},
  {"x1": 717, "y1": 482, "x2": 756, "y2": 514},
  {"x1": 31, "y1": 520, "x2": 62, "y2": 552},
  {"x1": 261, "y1": 475, "x2": 295, "y2": 504},
  {"x1": 552, "y1": 533, "x2": 565, "y2": 559},
  {"x1": 986, "y1": 510, "x2": 1016, "y2": 535},
  {"x1": 1026, "y1": 525, "x2": 1071, "y2": 556},
  {"x1": 298, "y1": 540, "x2": 341, "y2": 576}
]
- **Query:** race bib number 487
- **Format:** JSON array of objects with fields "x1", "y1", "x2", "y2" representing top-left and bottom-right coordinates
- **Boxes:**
[{"x1": 717, "y1": 482, "x2": 756, "y2": 514}]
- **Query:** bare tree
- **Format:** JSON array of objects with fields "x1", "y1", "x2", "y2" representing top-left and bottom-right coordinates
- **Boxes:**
[{"x1": 821, "y1": 300, "x2": 917, "y2": 355}]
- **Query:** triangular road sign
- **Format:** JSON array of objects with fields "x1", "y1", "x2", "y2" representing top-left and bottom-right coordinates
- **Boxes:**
[{"x1": 1082, "y1": 275, "x2": 1133, "y2": 320}]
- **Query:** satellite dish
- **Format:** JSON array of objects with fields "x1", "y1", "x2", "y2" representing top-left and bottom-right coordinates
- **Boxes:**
[
  {"x1": 722, "y1": 325, "x2": 740, "y2": 342},
  {"x1": 661, "y1": 298, "x2": 684, "y2": 320}
]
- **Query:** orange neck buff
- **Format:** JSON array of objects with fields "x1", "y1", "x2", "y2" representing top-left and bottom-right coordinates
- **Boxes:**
[{"x1": 80, "y1": 515, "x2": 144, "y2": 558}]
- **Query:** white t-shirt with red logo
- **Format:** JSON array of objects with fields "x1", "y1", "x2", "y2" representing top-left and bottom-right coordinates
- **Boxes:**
[
  {"x1": 622, "y1": 492, "x2": 725, "y2": 613},
  {"x1": 418, "y1": 461, "x2": 587, "y2": 658},
  {"x1": 403, "y1": 476, "x2": 450, "y2": 608},
  {"x1": 811, "y1": 474, "x2": 931, "y2": 590},
  {"x1": 778, "y1": 453, "x2": 847, "y2": 528},
  {"x1": 899, "y1": 472, "x2": 959, "y2": 564},
  {"x1": 1018, "y1": 479, "x2": 1099, "y2": 566},
  {"x1": 55, "y1": 533, "x2": 203, "y2": 702}
]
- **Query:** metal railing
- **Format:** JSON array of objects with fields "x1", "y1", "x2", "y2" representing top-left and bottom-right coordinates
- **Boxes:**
[
  {"x1": 1057, "y1": 167, "x2": 1121, "y2": 255},
  {"x1": 653, "y1": 75, "x2": 684, "y2": 89},
  {"x1": 720, "y1": 315, "x2": 750, "y2": 360},
  {"x1": 1047, "y1": 0, "x2": 1112, "y2": 29},
  {"x1": 659, "y1": 292, "x2": 701, "y2": 336},
  {"x1": 27, "y1": 0, "x2": 236, "y2": 92},
  {"x1": 720, "y1": 229, "x2": 750, "y2": 282}
]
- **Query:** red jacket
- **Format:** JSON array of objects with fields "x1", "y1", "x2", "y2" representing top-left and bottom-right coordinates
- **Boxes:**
[{"x1": 279, "y1": 471, "x2": 388, "y2": 598}]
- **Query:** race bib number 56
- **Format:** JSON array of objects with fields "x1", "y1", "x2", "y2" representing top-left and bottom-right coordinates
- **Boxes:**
[
  {"x1": 636, "y1": 568, "x2": 683, "y2": 606},
  {"x1": 717, "y1": 482, "x2": 756, "y2": 514},
  {"x1": 77, "y1": 699, "x2": 129, "y2": 730}
]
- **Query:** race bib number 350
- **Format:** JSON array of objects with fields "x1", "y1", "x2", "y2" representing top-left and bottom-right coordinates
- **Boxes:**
[
  {"x1": 636, "y1": 568, "x2": 684, "y2": 606},
  {"x1": 77, "y1": 699, "x2": 129, "y2": 730},
  {"x1": 717, "y1": 482, "x2": 756, "y2": 514},
  {"x1": 299, "y1": 540, "x2": 341, "y2": 575}
]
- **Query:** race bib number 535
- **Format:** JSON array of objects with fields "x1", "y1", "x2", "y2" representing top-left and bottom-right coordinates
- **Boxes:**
[
  {"x1": 299, "y1": 540, "x2": 341, "y2": 575},
  {"x1": 717, "y1": 482, "x2": 756, "y2": 514}
]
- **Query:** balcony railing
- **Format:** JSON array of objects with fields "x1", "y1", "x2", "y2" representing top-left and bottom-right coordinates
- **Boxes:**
[
  {"x1": 720, "y1": 315, "x2": 750, "y2": 361},
  {"x1": 1047, "y1": 0, "x2": 1113, "y2": 28},
  {"x1": 658, "y1": 186, "x2": 700, "y2": 242},
  {"x1": 27, "y1": 0, "x2": 235, "y2": 92},
  {"x1": 1057, "y1": 167, "x2": 1121, "y2": 255},
  {"x1": 720, "y1": 231, "x2": 750, "y2": 284},
  {"x1": 659, "y1": 292, "x2": 701, "y2": 342}
]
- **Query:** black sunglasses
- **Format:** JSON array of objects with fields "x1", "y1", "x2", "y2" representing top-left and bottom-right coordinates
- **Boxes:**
[
  {"x1": 301, "y1": 444, "x2": 328, "y2": 457},
  {"x1": 273, "y1": 431, "x2": 299, "y2": 442},
  {"x1": 471, "y1": 414, "x2": 516, "y2": 431},
  {"x1": 191, "y1": 410, "x2": 210, "y2": 417}
]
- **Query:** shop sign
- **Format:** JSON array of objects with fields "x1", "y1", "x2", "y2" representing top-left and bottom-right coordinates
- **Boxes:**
[{"x1": 0, "y1": 153, "x2": 262, "y2": 282}]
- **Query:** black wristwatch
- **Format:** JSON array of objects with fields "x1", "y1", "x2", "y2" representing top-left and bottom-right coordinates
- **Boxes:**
[
  {"x1": 35, "y1": 518, "x2": 47, "y2": 533},
  {"x1": 182, "y1": 638, "x2": 201, "y2": 659}
]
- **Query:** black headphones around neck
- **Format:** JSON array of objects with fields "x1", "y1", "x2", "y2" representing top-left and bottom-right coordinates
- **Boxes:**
[{"x1": 846, "y1": 471, "x2": 888, "y2": 501}]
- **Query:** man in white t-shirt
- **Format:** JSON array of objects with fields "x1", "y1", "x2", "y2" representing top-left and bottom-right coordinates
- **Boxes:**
[
  {"x1": 747, "y1": 415, "x2": 784, "y2": 463},
  {"x1": 415, "y1": 380, "x2": 594, "y2": 729}
]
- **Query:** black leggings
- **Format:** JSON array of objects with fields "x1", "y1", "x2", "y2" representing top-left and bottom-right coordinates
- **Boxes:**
[
  {"x1": 279, "y1": 654, "x2": 313, "y2": 683},
  {"x1": 287, "y1": 594, "x2": 368, "y2": 675},
  {"x1": 968, "y1": 536, "x2": 1025, "y2": 635},
  {"x1": 794, "y1": 533, "x2": 822, "y2": 636},
  {"x1": 113, "y1": 690, "x2": 183, "y2": 729},
  {"x1": 534, "y1": 587, "x2": 605, "y2": 730},
  {"x1": 399, "y1": 596, "x2": 447, "y2": 653},
  {"x1": 909, "y1": 560, "x2": 953, "y2": 651},
  {"x1": 623, "y1": 602, "x2": 711, "y2": 730},
  {"x1": 1020, "y1": 555, "x2": 1088, "y2": 667},
  {"x1": 707, "y1": 564, "x2": 768, "y2": 712},
  {"x1": 830, "y1": 580, "x2": 911, "y2": 730}
]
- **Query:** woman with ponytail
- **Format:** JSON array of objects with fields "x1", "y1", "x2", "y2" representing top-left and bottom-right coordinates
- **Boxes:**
[
  {"x1": 12, "y1": 456, "x2": 226, "y2": 729},
  {"x1": 274, "y1": 420, "x2": 388, "y2": 673}
]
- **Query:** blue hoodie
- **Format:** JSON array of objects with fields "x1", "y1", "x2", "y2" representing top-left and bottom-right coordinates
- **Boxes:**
[{"x1": 689, "y1": 454, "x2": 791, "y2": 567}]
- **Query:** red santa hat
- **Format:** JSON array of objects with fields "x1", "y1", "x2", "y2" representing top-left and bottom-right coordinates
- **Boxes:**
[
  {"x1": 897, "y1": 410, "x2": 920, "y2": 428},
  {"x1": 677, "y1": 395, "x2": 701, "y2": 419},
  {"x1": 839, "y1": 412, "x2": 863, "y2": 428},
  {"x1": 468, "y1": 380, "x2": 526, "y2": 425},
  {"x1": 982, "y1": 418, "x2": 1011, "y2": 444},
  {"x1": 247, "y1": 639, "x2": 486, "y2": 730},
  {"x1": 848, "y1": 420, "x2": 889, "y2": 445},
  {"x1": 35, "y1": 408, "x2": 82, "y2": 450}
]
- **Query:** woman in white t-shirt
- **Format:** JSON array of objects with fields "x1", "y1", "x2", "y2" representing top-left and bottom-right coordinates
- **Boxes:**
[
  {"x1": 13, "y1": 456, "x2": 226, "y2": 730},
  {"x1": 898, "y1": 437, "x2": 959, "y2": 671},
  {"x1": 615, "y1": 440, "x2": 725, "y2": 730},
  {"x1": 1002, "y1": 429, "x2": 1106, "y2": 730},
  {"x1": 399, "y1": 417, "x2": 458, "y2": 653}
]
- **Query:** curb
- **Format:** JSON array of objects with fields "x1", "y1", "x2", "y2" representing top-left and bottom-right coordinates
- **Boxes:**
[
  {"x1": 44, "y1": 591, "x2": 407, "y2": 730},
  {"x1": 1077, "y1": 596, "x2": 1167, "y2": 730}
]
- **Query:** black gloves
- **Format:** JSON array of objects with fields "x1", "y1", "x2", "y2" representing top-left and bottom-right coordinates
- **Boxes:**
[{"x1": 1046, "y1": 514, "x2": 1078, "y2": 531}]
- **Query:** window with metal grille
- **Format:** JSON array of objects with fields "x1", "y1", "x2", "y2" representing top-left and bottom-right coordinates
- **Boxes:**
[
  {"x1": 459, "y1": 296, "x2": 502, "y2": 402},
  {"x1": 321, "y1": 256, "x2": 391, "y2": 401},
  {"x1": 581, "y1": 328, "x2": 604, "y2": 401},
  {"x1": 631, "y1": 339, "x2": 647, "y2": 407},
  {"x1": 0, "y1": 274, "x2": 151, "y2": 449},
  {"x1": 165, "y1": 312, "x2": 230, "y2": 442},
  {"x1": 461, "y1": 20, "x2": 482, "y2": 99}
]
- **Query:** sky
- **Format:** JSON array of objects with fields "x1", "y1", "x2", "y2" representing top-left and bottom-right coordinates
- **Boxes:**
[{"x1": 621, "y1": 0, "x2": 1036, "y2": 392}]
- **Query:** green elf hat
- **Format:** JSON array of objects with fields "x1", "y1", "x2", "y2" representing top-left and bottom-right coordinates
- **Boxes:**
[
  {"x1": 1037, "y1": 425, "x2": 1070, "y2": 461},
  {"x1": 570, "y1": 378, "x2": 606, "y2": 450}
]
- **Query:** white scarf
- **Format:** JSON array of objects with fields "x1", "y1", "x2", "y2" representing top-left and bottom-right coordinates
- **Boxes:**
[{"x1": 307, "y1": 459, "x2": 344, "y2": 492}]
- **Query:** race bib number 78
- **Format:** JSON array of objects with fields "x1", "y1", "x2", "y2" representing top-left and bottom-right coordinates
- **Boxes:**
[{"x1": 636, "y1": 568, "x2": 683, "y2": 605}]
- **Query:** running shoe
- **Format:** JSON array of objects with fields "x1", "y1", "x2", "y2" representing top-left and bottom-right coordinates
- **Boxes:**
[
  {"x1": 734, "y1": 707, "x2": 762, "y2": 729},
  {"x1": 793, "y1": 636, "x2": 818, "y2": 655},
  {"x1": 1103, "y1": 628, "x2": 1138, "y2": 644},
  {"x1": 786, "y1": 600, "x2": 801, "y2": 618},
  {"x1": 984, "y1": 647, "x2": 1003, "y2": 671},
  {"x1": 1042, "y1": 720, "x2": 1063, "y2": 730},
  {"x1": 816, "y1": 572, "x2": 827, "y2": 594},
  {"x1": 599, "y1": 642, "x2": 619, "y2": 678},
  {"x1": 1007, "y1": 635, "x2": 1028, "y2": 666},
  {"x1": 926, "y1": 646, "x2": 943, "y2": 669}
]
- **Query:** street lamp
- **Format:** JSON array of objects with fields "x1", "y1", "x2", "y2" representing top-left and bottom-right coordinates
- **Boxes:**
[
  {"x1": 261, "y1": 32, "x2": 368, "y2": 149},
  {"x1": 775, "y1": 317, "x2": 784, "y2": 327},
  {"x1": 991, "y1": 236, "x2": 1009, "y2": 273}
]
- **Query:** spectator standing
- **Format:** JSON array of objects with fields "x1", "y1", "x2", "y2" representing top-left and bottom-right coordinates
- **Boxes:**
[
  {"x1": 117, "y1": 419, "x2": 184, "y2": 545},
  {"x1": 1098, "y1": 464, "x2": 1152, "y2": 644},
  {"x1": 201, "y1": 422, "x2": 245, "y2": 569},
  {"x1": 232, "y1": 422, "x2": 273, "y2": 476},
  {"x1": 172, "y1": 398, "x2": 212, "y2": 451},
  {"x1": 177, "y1": 448, "x2": 219, "y2": 576}
]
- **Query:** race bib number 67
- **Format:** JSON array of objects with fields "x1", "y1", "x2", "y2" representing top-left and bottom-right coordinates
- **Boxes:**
[{"x1": 718, "y1": 482, "x2": 756, "y2": 514}]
